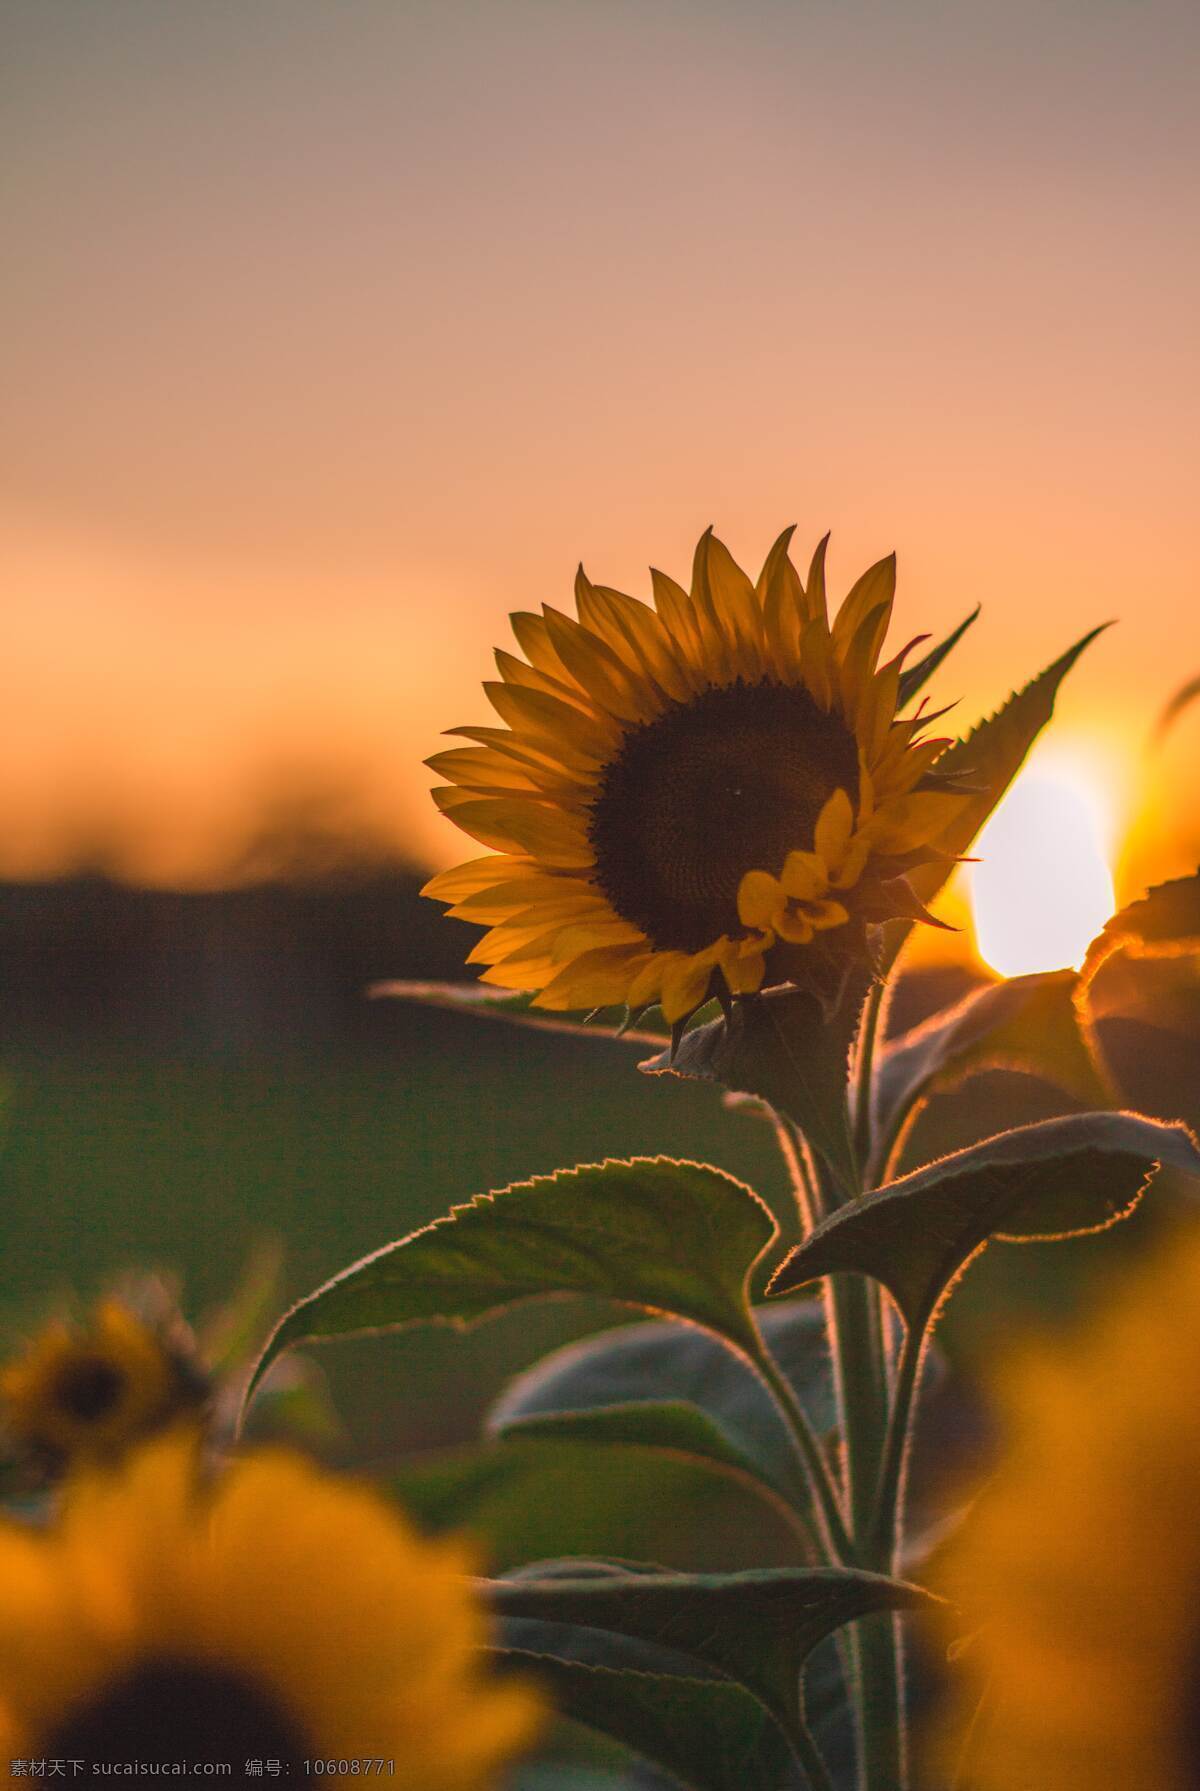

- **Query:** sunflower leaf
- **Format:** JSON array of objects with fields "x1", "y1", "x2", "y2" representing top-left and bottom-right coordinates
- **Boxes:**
[
  {"x1": 874, "y1": 968, "x2": 1111, "y2": 1164},
  {"x1": 368, "y1": 979, "x2": 668, "y2": 1043},
  {"x1": 392, "y1": 1438, "x2": 805, "y2": 1574},
  {"x1": 485, "y1": 1565, "x2": 938, "y2": 1756},
  {"x1": 883, "y1": 627, "x2": 1108, "y2": 966},
  {"x1": 769, "y1": 1111, "x2": 1200, "y2": 1333},
  {"x1": 241, "y1": 1158, "x2": 776, "y2": 1417},
  {"x1": 639, "y1": 984, "x2": 867, "y2": 1192},
  {"x1": 494, "y1": 1652, "x2": 804, "y2": 1791},
  {"x1": 1077, "y1": 870, "x2": 1200, "y2": 1010},
  {"x1": 488, "y1": 1302, "x2": 834, "y2": 1510},
  {"x1": 896, "y1": 605, "x2": 980, "y2": 708}
]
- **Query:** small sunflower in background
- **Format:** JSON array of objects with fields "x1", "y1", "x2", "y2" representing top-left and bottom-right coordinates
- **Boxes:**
[
  {"x1": 0, "y1": 1432, "x2": 542, "y2": 1786},
  {"x1": 424, "y1": 527, "x2": 968, "y2": 1024},
  {"x1": 933, "y1": 1230, "x2": 1200, "y2": 1791},
  {"x1": 1, "y1": 1294, "x2": 207, "y2": 1480}
]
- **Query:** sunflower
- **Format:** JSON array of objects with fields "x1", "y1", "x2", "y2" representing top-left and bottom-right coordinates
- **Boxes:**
[
  {"x1": 932, "y1": 1232, "x2": 1200, "y2": 1791},
  {"x1": 424, "y1": 528, "x2": 968, "y2": 1024},
  {"x1": 0, "y1": 1432, "x2": 541, "y2": 1786},
  {"x1": 1, "y1": 1298, "x2": 207, "y2": 1478}
]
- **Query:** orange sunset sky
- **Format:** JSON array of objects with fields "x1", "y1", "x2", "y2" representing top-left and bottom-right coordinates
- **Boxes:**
[{"x1": 4, "y1": 0, "x2": 1199, "y2": 895}]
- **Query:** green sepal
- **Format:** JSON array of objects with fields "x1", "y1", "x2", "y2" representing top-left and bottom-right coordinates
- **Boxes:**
[
  {"x1": 640, "y1": 983, "x2": 869, "y2": 1193},
  {"x1": 881, "y1": 627, "x2": 1108, "y2": 968},
  {"x1": 769, "y1": 1111, "x2": 1200, "y2": 1333},
  {"x1": 241, "y1": 1157, "x2": 776, "y2": 1419},
  {"x1": 896, "y1": 606, "x2": 980, "y2": 708}
]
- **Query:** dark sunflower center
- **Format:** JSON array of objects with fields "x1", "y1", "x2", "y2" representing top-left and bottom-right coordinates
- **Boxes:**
[
  {"x1": 47, "y1": 1658, "x2": 309, "y2": 1771},
  {"x1": 588, "y1": 679, "x2": 860, "y2": 953},
  {"x1": 53, "y1": 1353, "x2": 126, "y2": 1423}
]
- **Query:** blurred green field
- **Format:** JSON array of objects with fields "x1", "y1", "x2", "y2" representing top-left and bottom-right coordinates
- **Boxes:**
[
  {"x1": 2, "y1": 994, "x2": 1187, "y2": 1480},
  {"x1": 0, "y1": 1014, "x2": 794, "y2": 1461}
]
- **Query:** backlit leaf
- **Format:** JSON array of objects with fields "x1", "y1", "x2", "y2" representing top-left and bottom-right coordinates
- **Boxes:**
[
  {"x1": 243, "y1": 1157, "x2": 776, "y2": 1415},
  {"x1": 486, "y1": 1566, "x2": 937, "y2": 1755},
  {"x1": 489, "y1": 1302, "x2": 833, "y2": 1510},
  {"x1": 769, "y1": 1111, "x2": 1200, "y2": 1333},
  {"x1": 874, "y1": 968, "x2": 1110, "y2": 1157}
]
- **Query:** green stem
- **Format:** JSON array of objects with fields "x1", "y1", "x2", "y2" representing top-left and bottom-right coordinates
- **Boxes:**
[
  {"x1": 793, "y1": 1723, "x2": 838, "y2": 1791},
  {"x1": 852, "y1": 979, "x2": 887, "y2": 1174},
  {"x1": 770, "y1": 1109, "x2": 822, "y2": 1235},
  {"x1": 753, "y1": 1340, "x2": 854, "y2": 1567},
  {"x1": 869, "y1": 1319, "x2": 926, "y2": 1563}
]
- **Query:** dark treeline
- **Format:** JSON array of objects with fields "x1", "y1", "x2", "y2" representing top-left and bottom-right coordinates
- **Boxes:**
[{"x1": 0, "y1": 871, "x2": 478, "y2": 1053}]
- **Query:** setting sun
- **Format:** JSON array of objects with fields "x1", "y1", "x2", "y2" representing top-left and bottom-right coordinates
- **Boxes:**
[{"x1": 970, "y1": 756, "x2": 1116, "y2": 978}]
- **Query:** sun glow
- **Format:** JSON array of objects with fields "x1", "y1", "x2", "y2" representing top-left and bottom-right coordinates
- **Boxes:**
[{"x1": 970, "y1": 754, "x2": 1117, "y2": 979}]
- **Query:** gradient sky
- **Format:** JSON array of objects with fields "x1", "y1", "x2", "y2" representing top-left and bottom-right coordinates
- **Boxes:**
[{"x1": 5, "y1": 0, "x2": 1199, "y2": 886}]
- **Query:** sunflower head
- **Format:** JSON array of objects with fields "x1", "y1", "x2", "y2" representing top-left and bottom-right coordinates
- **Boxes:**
[
  {"x1": 0, "y1": 1432, "x2": 542, "y2": 1786},
  {"x1": 1, "y1": 1296, "x2": 208, "y2": 1479},
  {"x1": 931, "y1": 1232, "x2": 1200, "y2": 1791},
  {"x1": 424, "y1": 528, "x2": 969, "y2": 1026}
]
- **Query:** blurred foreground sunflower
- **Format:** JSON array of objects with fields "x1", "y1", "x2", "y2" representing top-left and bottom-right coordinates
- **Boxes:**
[
  {"x1": 1, "y1": 1298, "x2": 207, "y2": 1478},
  {"x1": 934, "y1": 1232, "x2": 1200, "y2": 1791},
  {"x1": 424, "y1": 528, "x2": 968, "y2": 1023},
  {"x1": 0, "y1": 1433, "x2": 541, "y2": 1786}
]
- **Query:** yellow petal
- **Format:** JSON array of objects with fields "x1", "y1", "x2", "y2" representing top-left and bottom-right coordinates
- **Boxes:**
[
  {"x1": 737, "y1": 869, "x2": 782, "y2": 928},
  {"x1": 800, "y1": 615, "x2": 835, "y2": 709},
  {"x1": 780, "y1": 851, "x2": 827, "y2": 901},
  {"x1": 494, "y1": 646, "x2": 581, "y2": 705},
  {"x1": 831, "y1": 553, "x2": 896, "y2": 661},
  {"x1": 432, "y1": 793, "x2": 593, "y2": 866},
  {"x1": 534, "y1": 945, "x2": 646, "y2": 1010},
  {"x1": 483, "y1": 681, "x2": 618, "y2": 761},
  {"x1": 422, "y1": 855, "x2": 534, "y2": 904},
  {"x1": 509, "y1": 610, "x2": 584, "y2": 690},
  {"x1": 698, "y1": 531, "x2": 764, "y2": 669},
  {"x1": 806, "y1": 898, "x2": 850, "y2": 932},
  {"x1": 805, "y1": 533, "x2": 831, "y2": 626},
  {"x1": 542, "y1": 606, "x2": 652, "y2": 725},
  {"x1": 425, "y1": 747, "x2": 544, "y2": 795},
  {"x1": 661, "y1": 951, "x2": 716, "y2": 1023},
  {"x1": 860, "y1": 790, "x2": 967, "y2": 853},
  {"x1": 448, "y1": 875, "x2": 595, "y2": 924},
  {"x1": 775, "y1": 909, "x2": 815, "y2": 944},
  {"x1": 627, "y1": 955, "x2": 669, "y2": 1009},
  {"x1": 815, "y1": 788, "x2": 855, "y2": 867},
  {"x1": 579, "y1": 582, "x2": 691, "y2": 705},
  {"x1": 829, "y1": 836, "x2": 871, "y2": 891}
]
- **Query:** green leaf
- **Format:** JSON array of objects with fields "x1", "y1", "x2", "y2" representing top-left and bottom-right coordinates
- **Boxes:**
[
  {"x1": 485, "y1": 1566, "x2": 937, "y2": 1756},
  {"x1": 367, "y1": 979, "x2": 669, "y2": 1043},
  {"x1": 242, "y1": 1157, "x2": 776, "y2": 1416},
  {"x1": 498, "y1": 1654, "x2": 801, "y2": 1791},
  {"x1": 640, "y1": 984, "x2": 868, "y2": 1191},
  {"x1": 489, "y1": 1303, "x2": 834, "y2": 1509},
  {"x1": 769, "y1": 1111, "x2": 1200, "y2": 1332},
  {"x1": 896, "y1": 606, "x2": 980, "y2": 708},
  {"x1": 497, "y1": 1403, "x2": 774, "y2": 1490},
  {"x1": 874, "y1": 969, "x2": 1111, "y2": 1156},
  {"x1": 392, "y1": 1438, "x2": 805, "y2": 1573},
  {"x1": 881, "y1": 628, "x2": 1107, "y2": 969}
]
